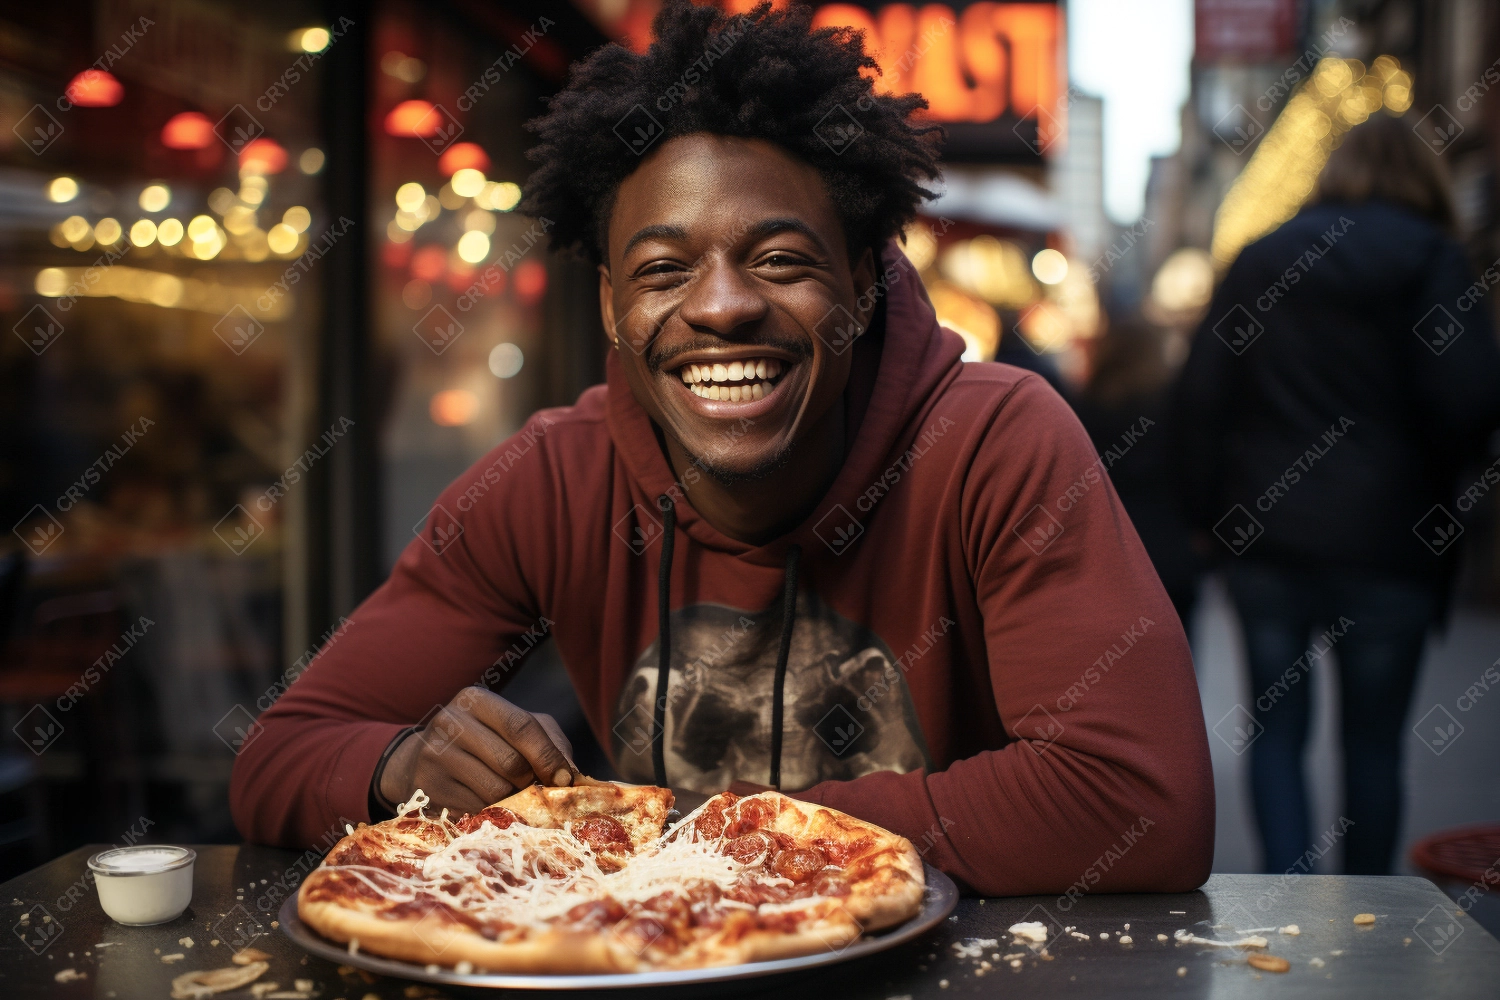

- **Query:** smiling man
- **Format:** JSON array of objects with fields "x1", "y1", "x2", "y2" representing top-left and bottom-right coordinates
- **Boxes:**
[{"x1": 232, "y1": 1, "x2": 1214, "y2": 896}]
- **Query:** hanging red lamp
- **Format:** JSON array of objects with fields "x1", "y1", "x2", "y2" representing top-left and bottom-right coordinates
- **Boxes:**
[
  {"x1": 66, "y1": 70, "x2": 123, "y2": 107},
  {"x1": 161, "y1": 112, "x2": 215, "y2": 150}
]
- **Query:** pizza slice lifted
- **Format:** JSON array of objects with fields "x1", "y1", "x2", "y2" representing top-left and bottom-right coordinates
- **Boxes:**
[{"x1": 495, "y1": 781, "x2": 674, "y2": 868}]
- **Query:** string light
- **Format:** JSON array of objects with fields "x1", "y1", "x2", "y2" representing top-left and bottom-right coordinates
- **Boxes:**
[
  {"x1": 1212, "y1": 56, "x2": 1413, "y2": 267},
  {"x1": 34, "y1": 265, "x2": 290, "y2": 318}
]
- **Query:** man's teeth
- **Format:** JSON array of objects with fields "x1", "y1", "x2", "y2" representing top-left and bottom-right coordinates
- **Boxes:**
[
  {"x1": 690, "y1": 382, "x2": 769, "y2": 401},
  {"x1": 678, "y1": 358, "x2": 783, "y2": 402}
]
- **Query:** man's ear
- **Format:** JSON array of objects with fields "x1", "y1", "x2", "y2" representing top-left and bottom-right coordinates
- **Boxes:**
[
  {"x1": 850, "y1": 245, "x2": 878, "y2": 332},
  {"x1": 598, "y1": 264, "x2": 617, "y2": 348}
]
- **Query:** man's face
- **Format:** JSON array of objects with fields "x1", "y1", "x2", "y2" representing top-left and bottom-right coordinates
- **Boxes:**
[{"x1": 600, "y1": 134, "x2": 876, "y2": 481}]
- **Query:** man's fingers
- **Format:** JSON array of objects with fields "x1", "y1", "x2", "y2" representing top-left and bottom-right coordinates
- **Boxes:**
[
  {"x1": 535, "y1": 713, "x2": 576, "y2": 768},
  {"x1": 465, "y1": 690, "x2": 574, "y2": 787},
  {"x1": 424, "y1": 769, "x2": 490, "y2": 817},
  {"x1": 444, "y1": 745, "x2": 518, "y2": 808},
  {"x1": 454, "y1": 716, "x2": 535, "y2": 787}
]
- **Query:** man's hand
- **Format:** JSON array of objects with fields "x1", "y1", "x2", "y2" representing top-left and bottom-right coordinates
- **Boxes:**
[{"x1": 379, "y1": 686, "x2": 575, "y2": 815}]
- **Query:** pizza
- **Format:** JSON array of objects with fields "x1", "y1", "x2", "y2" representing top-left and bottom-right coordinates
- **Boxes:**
[{"x1": 296, "y1": 781, "x2": 925, "y2": 973}]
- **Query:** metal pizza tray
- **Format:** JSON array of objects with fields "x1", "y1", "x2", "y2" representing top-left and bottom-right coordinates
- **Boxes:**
[{"x1": 277, "y1": 862, "x2": 958, "y2": 992}]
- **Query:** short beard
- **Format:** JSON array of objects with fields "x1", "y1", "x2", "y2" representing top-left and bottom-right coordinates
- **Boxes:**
[{"x1": 689, "y1": 437, "x2": 796, "y2": 486}]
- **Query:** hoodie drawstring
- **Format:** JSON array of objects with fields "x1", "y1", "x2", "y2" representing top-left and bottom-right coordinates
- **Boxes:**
[
  {"x1": 767, "y1": 543, "x2": 800, "y2": 790},
  {"x1": 652, "y1": 495, "x2": 676, "y2": 788},
  {"x1": 649, "y1": 493, "x2": 802, "y2": 791}
]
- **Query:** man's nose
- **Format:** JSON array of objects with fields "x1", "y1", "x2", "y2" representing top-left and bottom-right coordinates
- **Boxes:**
[{"x1": 676, "y1": 257, "x2": 770, "y2": 337}]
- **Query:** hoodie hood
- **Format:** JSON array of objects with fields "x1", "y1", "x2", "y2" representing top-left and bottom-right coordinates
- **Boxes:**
[{"x1": 605, "y1": 238, "x2": 967, "y2": 563}]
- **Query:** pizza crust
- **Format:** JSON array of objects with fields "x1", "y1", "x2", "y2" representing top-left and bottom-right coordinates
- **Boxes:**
[{"x1": 297, "y1": 885, "x2": 638, "y2": 973}]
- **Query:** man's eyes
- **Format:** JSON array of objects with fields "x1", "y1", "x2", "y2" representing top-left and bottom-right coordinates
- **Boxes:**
[
  {"x1": 638, "y1": 261, "x2": 687, "y2": 277},
  {"x1": 632, "y1": 252, "x2": 814, "y2": 280}
]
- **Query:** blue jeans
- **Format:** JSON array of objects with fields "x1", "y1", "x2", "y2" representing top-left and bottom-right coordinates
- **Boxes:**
[{"x1": 1225, "y1": 562, "x2": 1437, "y2": 875}]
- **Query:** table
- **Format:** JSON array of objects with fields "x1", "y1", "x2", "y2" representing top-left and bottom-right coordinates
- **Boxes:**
[{"x1": 3, "y1": 845, "x2": 1498, "y2": 999}]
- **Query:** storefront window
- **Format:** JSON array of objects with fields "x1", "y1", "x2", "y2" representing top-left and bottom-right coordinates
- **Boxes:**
[{"x1": 0, "y1": 1, "x2": 329, "y2": 867}]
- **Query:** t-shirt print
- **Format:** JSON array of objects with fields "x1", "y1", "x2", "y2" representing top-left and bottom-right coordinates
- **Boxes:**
[{"x1": 611, "y1": 590, "x2": 931, "y2": 793}]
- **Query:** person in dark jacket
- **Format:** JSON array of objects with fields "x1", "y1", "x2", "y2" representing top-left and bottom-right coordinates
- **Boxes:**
[
  {"x1": 1075, "y1": 321, "x2": 1202, "y2": 630},
  {"x1": 1174, "y1": 112, "x2": 1500, "y2": 875}
]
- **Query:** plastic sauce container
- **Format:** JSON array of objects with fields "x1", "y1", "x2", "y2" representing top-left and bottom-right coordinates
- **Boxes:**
[{"x1": 88, "y1": 846, "x2": 196, "y2": 925}]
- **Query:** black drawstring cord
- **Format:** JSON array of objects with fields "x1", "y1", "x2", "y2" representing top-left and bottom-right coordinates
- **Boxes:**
[
  {"x1": 652, "y1": 495, "x2": 676, "y2": 788},
  {"x1": 768, "y1": 544, "x2": 801, "y2": 790},
  {"x1": 648, "y1": 495, "x2": 799, "y2": 792}
]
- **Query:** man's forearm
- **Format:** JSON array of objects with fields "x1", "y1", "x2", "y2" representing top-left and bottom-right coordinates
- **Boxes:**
[
  {"x1": 793, "y1": 745, "x2": 1213, "y2": 898},
  {"x1": 231, "y1": 717, "x2": 406, "y2": 848}
]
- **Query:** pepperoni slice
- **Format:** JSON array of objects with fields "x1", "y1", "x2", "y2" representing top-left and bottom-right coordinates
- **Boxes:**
[
  {"x1": 564, "y1": 897, "x2": 627, "y2": 929},
  {"x1": 324, "y1": 840, "x2": 420, "y2": 877},
  {"x1": 724, "y1": 799, "x2": 777, "y2": 839},
  {"x1": 570, "y1": 814, "x2": 631, "y2": 854},
  {"x1": 694, "y1": 793, "x2": 739, "y2": 840},
  {"x1": 772, "y1": 847, "x2": 827, "y2": 883},
  {"x1": 811, "y1": 835, "x2": 869, "y2": 868},
  {"x1": 455, "y1": 806, "x2": 518, "y2": 834},
  {"x1": 723, "y1": 830, "x2": 776, "y2": 864}
]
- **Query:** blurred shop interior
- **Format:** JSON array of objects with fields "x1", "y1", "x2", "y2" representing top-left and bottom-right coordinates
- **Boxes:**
[{"x1": 0, "y1": 0, "x2": 1498, "y2": 888}]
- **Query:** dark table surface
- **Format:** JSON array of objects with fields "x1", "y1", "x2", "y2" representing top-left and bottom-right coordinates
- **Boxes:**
[{"x1": 3, "y1": 845, "x2": 1499, "y2": 999}]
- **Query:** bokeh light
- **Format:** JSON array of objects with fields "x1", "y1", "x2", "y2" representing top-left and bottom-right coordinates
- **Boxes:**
[
  {"x1": 488, "y1": 343, "x2": 524, "y2": 378},
  {"x1": 267, "y1": 224, "x2": 299, "y2": 255},
  {"x1": 48, "y1": 177, "x2": 78, "y2": 203},
  {"x1": 65, "y1": 69, "x2": 123, "y2": 107},
  {"x1": 430, "y1": 389, "x2": 479, "y2": 427},
  {"x1": 93, "y1": 218, "x2": 122, "y2": 245},
  {"x1": 451, "y1": 168, "x2": 487, "y2": 198},
  {"x1": 456, "y1": 230, "x2": 491, "y2": 264},
  {"x1": 395, "y1": 182, "x2": 426, "y2": 213},
  {"x1": 161, "y1": 112, "x2": 214, "y2": 150},
  {"x1": 283, "y1": 206, "x2": 312, "y2": 233},
  {"x1": 138, "y1": 184, "x2": 171, "y2": 212},
  {"x1": 1031, "y1": 249, "x2": 1069, "y2": 285},
  {"x1": 295, "y1": 27, "x2": 330, "y2": 52}
]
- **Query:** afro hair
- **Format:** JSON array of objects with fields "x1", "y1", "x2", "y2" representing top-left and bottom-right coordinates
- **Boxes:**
[{"x1": 519, "y1": 0, "x2": 943, "y2": 264}]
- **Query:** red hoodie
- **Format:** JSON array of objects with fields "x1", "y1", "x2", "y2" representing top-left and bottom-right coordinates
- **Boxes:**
[{"x1": 231, "y1": 242, "x2": 1214, "y2": 896}]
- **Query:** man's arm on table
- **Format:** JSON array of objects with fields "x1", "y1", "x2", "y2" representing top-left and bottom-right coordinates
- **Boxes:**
[
  {"x1": 795, "y1": 375, "x2": 1216, "y2": 897},
  {"x1": 229, "y1": 413, "x2": 567, "y2": 848}
]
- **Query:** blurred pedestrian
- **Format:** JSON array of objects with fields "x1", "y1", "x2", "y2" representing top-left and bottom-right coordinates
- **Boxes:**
[
  {"x1": 1173, "y1": 112, "x2": 1500, "y2": 875},
  {"x1": 1074, "y1": 321, "x2": 1202, "y2": 630}
]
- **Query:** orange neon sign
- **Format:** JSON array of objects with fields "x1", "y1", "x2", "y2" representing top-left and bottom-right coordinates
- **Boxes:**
[{"x1": 812, "y1": 3, "x2": 1064, "y2": 137}]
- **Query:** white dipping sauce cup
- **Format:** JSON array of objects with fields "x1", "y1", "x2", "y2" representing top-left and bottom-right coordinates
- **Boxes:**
[{"x1": 88, "y1": 846, "x2": 196, "y2": 925}]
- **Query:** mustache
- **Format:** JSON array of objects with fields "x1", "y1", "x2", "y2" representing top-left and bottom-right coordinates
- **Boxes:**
[{"x1": 646, "y1": 335, "x2": 812, "y2": 374}]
